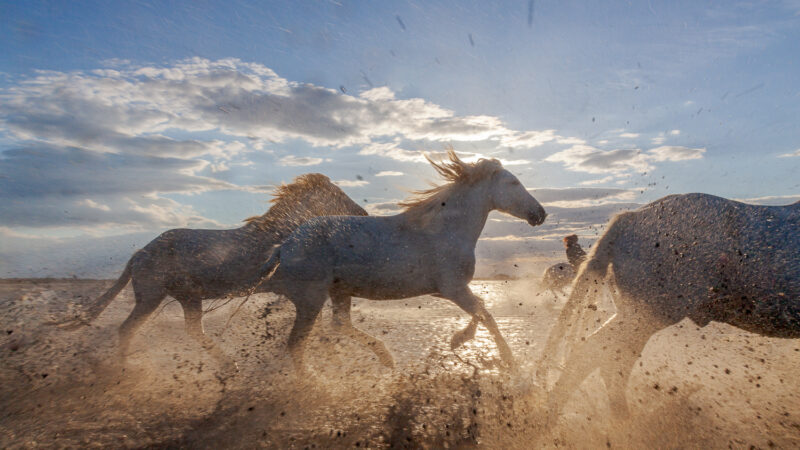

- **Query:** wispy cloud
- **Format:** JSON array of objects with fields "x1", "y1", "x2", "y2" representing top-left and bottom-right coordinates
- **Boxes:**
[
  {"x1": 334, "y1": 179, "x2": 370, "y2": 187},
  {"x1": 544, "y1": 144, "x2": 705, "y2": 175},
  {"x1": 279, "y1": 155, "x2": 327, "y2": 166},
  {"x1": 579, "y1": 175, "x2": 615, "y2": 186},
  {"x1": 375, "y1": 171, "x2": 403, "y2": 176},
  {"x1": 527, "y1": 187, "x2": 638, "y2": 208},
  {"x1": 778, "y1": 149, "x2": 800, "y2": 158}
]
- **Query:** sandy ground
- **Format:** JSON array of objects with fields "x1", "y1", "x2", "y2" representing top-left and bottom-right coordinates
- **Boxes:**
[{"x1": 1, "y1": 278, "x2": 799, "y2": 449}]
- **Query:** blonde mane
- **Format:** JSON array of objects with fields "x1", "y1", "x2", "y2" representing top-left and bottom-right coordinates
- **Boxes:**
[
  {"x1": 243, "y1": 173, "x2": 333, "y2": 230},
  {"x1": 399, "y1": 149, "x2": 502, "y2": 211}
]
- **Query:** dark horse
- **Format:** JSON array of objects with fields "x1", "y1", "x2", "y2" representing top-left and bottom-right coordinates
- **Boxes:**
[
  {"x1": 538, "y1": 193, "x2": 799, "y2": 420},
  {"x1": 52, "y1": 174, "x2": 367, "y2": 369}
]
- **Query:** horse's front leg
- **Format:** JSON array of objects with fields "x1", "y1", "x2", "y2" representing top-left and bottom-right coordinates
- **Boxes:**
[
  {"x1": 442, "y1": 286, "x2": 514, "y2": 367},
  {"x1": 178, "y1": 299, "x2": 238, "y2": 374},
  {"x1": 330, "y1": 294, "x2": 394, "y2": 368}
]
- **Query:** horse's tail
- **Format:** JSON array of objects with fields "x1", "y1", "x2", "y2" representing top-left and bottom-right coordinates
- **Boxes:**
[
  {"x1": 537, "y1": 215, "x2": 622, "y2": 381},
  {"x1": 48, "y1": 253, "x2": 137, "y2": 330}
]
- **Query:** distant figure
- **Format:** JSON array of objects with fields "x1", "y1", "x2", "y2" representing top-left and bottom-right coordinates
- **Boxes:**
[
  {"x1": 541, "y1": 262, "x2": 576, "y2": 296},
  {"x1": 563, "y1": 234, "x2": 586, "y2": 270},
  {"x1": 541, "y1": 235, "x2": 585, "y2": 296}
]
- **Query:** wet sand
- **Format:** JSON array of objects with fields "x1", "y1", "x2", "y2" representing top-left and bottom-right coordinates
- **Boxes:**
[{"x1": 1, "y1": 278, "x2": 798, "y2": 448}]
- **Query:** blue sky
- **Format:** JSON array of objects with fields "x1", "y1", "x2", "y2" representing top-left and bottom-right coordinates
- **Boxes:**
[{"x1": 1, "y1": 0, "x2": 799, "y2": 277}]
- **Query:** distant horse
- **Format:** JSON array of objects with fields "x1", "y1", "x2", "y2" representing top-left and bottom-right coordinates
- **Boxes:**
[
  {"x1": 51, "y1": 174, "x2": 367, "y2": 369},
  {"x1": 250, "y1": 150, "x2": 547, "y2": 372},
  {"x1": 538, "y1": 193, "x2": 800, "y2": 419},
  {"x1": 541, "y1": 262, "x2": 575, "y2": 296},
  {"x1": 541, "y1": 235, "x2": 587, "y2": 296}
]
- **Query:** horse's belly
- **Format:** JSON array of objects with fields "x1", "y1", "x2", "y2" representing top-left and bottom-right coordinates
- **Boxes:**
[
  {"x1": 338, "y1": 283, "x2": 435, "y2": 300},
  {"x1": 332, "y1": 265, "x2": 437, "y2": 300}
]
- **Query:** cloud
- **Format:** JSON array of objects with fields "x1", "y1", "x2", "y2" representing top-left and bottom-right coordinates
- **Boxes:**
[
  {"x1": 375, "y1": 171, "x2": 403, "y2": 177},
  {"x1": 527, "y1": 187, "x2": 638, "y2": 208},
  {"x1": 1, "y1": 57, "x2": 583, "y2": 230},
  {"x1": 333, "y1": 179, "x2": 370, "y2": 187},
  {"x1": 279, "y1": 155, "x2": 327, "y2": 166},
  {"x1": 545, "y1": 144, "x2": 705, "y2": 175},
  {"x1": 2, "y1": 57, "x2": 579, "y2": 156},
  {"x1": 579, "y1": 176, "x2": 615, "y2": 186},
  {"x1": 647, "y1": 145, "x2": 705, "y2": 162},
  {"x1": 0, "y1": 146, "x2": 233, "y2": 228},
  {"x1": 618, "y1": 132, "x2": 639, "y2": 138},
  {"x1": 499, "y1": 129, "x2": 557, "y2": 148},
  {"x1": 544, "y1": 144, "x2": 652, "y2": 174},
  {"x1": 778, "y1": 149, "x2": 800, "y2": 158},
  {"x1": 364, "y1": 201, "x2": 404, "y2": 216},
  {"x1": 359, "y1": 142, "x2": 427, "y2": 163}
]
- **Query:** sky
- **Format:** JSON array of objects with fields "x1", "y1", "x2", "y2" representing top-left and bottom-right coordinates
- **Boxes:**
[{"x1": 1, "y1": 0, "x2": 799, "y2": 278}]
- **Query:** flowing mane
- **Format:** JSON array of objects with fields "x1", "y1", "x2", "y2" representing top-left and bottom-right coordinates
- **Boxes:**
[
  {"x1": 244, "y1": 173, "x2": 333, "y2": 230},
  {"x1": 399, "y1": 150, "x2": 502, "y2": 213}
]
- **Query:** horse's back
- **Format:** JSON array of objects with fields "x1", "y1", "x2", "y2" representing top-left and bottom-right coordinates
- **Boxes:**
[
  {"x1": 606, "y1": 193, "x2": 799, "y2": 324},
  {"x1": 135, "y1": 226, "x2": 272, "y2": 297}
]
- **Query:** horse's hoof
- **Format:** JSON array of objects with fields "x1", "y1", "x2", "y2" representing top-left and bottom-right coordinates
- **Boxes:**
[{"x1": 450, "y1": 331, "x2": 470, "y2": 350}]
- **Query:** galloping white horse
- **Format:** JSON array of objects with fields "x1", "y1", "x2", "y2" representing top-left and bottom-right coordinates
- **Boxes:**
[
  {"x1": 538, "y1": 193, "x2": 800, "y2": 419},
  {"x1": 253, "y1": 151, "x2": 547, "y2": 372}
]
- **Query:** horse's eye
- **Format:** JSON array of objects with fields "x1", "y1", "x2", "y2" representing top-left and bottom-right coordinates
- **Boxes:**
[{"x1": 511, "y1": 180, "x2": 520, "y2": 186}]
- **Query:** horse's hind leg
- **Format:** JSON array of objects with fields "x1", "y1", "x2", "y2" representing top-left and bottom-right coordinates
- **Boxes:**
[
  {"x1": 330, "y1": 294, "x2": 394, "y2": 368},
  {"x1": 443, "y1": 287, "x2": 514, "y2": 366},
  {"x1": 118, "y1": 285, "x2": 164, "y2": 363},
  {"x1": 450, "y1": 317, "x2": 478, "y2": 351},
  {"x1": 285, "y1": 285, "x2": 327, "y2": 374},
  {"x1": 546, "y1": 316, "x2": 651, "y2": 421},
  {"x1": 178, "y1": 298, "x2": 236, "y2": 372},
  {"x1": 598, "y1": 318, "x2": 656, "y2": 420}
]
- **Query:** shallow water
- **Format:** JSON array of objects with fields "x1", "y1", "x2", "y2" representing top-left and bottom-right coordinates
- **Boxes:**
[{"x1": 1, "y1": 278, "x2": 798, "y2": 448}]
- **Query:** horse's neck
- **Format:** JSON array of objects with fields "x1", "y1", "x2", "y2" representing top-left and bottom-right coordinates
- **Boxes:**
[{"x1": 419, "y1": 188, "x2": 492, "y2": 247}]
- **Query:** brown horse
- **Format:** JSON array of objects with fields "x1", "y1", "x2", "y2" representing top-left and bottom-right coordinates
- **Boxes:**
[{"x1": 51, "y1": 174, "x2": 367, "y2": 369}]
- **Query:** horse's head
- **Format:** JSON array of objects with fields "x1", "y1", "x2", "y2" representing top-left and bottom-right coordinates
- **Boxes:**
[{"x1": 489, "y1": 168, "x2": 547, "y2": 226}]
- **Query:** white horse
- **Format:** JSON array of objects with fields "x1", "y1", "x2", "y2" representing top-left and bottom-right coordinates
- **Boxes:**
[
  {"x1": 252, "y1": 150, "x2": 547, "y2": 372},
  {"x1": 538, "y1": 193, "x2": 800, "y2": 419}
]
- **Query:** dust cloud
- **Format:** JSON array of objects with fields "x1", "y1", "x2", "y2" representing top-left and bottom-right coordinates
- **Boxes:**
[{"x1": 1, "y1": 278, "x2": 798, "y2": 448}]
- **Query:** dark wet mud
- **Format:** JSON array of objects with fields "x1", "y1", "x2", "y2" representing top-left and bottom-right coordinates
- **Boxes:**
[{"x1": 1, "y1": 279, "x2": 799, "y2": 448}]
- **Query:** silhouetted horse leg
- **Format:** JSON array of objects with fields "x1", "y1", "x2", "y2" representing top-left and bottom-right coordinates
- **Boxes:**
[
  {"x1": 178, "y1": 298, "x2": 237, "y2": 372},
  {"x1": 598, "y1": 322, "x2": 654, "y2": 419},
  {"x1": 450, "y1": 317, "x2": 478, "y2": 351},
  {"x1": 118, "y1": 283, "x2": 164, "y2": 363},
  {"x1": 285, "y1": 285, "x2": 327, "y2": 374},
  {"x1": 330, "y1": 294, "x2": 395, "y2": 368},
  {"x1": 444, "y1": 287, "x2": 514, "y2": 367},
  {"x1": 546, "y1": 314, "x2": 654, "y2": 421}
]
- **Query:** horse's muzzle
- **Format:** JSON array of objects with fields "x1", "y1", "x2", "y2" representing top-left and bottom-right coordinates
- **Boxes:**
[{"x1": 527, "y1": 209, "x2": 547, "y2": 226}]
